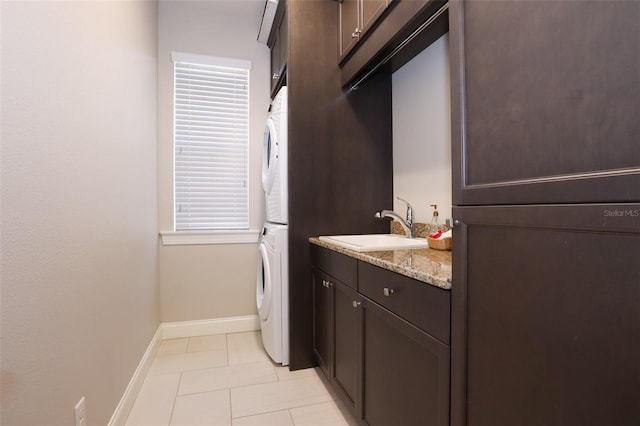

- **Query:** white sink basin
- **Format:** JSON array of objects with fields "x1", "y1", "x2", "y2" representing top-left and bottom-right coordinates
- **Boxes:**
[{"x1": 319, "y1": 234, "x2": 428, "y2": 252}]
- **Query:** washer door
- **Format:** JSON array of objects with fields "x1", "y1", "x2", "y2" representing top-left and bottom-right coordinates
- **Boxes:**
[
  {"x1": 262, "y1": 118, "x2": 279, "y2": 195},
  {"x1": 256, "y1": 242, "x2": 272, "y2": 321}
]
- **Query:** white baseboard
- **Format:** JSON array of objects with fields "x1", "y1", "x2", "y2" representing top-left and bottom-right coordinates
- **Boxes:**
[
  {"x1": 109, "y1": 315, "x2": 261, "y2": 425},
  {"x1": 108, "y1": 325, "x2": 162, "y2": 426},
  {"x1": 161, "y1": 315, "x2": 260, "y2": 340}
]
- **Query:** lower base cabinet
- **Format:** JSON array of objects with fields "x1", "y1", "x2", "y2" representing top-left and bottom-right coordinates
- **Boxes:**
[
  {"x1": 361, "y1": 298, "x2": 450, "y2": 426},
  {"x1": 452, "y1": 205, "x2": 640, "y2": 425},
  {"x1": 311, "y1": 245, "x2": 360, "y2": 414},
  {"x1": 311, "y1": 244, "x2": 451, "y2": 426},
  {"x1": 312, "y1": 267, "x2": 333, "y2": 378},
  {"x1": 333, "y1": 280, "x2": 360, "y2": 409}
]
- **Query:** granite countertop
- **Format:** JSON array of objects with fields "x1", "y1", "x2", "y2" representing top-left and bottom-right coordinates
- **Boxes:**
[{"x1": 309, "y1": 237, "x2": 452, "y2": 290}]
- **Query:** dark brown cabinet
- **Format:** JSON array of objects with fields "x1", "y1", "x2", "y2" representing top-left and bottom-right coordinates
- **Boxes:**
[
  {"x1": 339, "y1": 0, "x2": 388, "y2": 61},
  {"x1": 311, "y1": 244, "x2": 451, "y2": 425},
  {"x1": 340, "y1": 0, "x2": 448, "y2": 88},
  {"x1": 311, "y1": 244, "x2": 360, "y2": 413},
  {"x1": 450, "y1": 0, "x2": 640, "y2": 205},
  {"x1": 311, "y1": 268, "x2": 333, "y2": 377},
  {"x1": 450, "y1": 3, "x2": 640, "y2": 423},
  {"x1": 269, "y1": 5, "x2": 287, "y2": 98},
  {"x1": 311, "y1": 267, "x2": 360, "y2": 410},
  {"x1": 339, "y1": 0, "x2": 360, "y2": 59},
  {"x1": 451, "y1": 204, "x2": 640, "y2": 426},
  {"x1": 361, "y1": 297, "x2": 450, "y2": 426},
  {"x1": 332, "y1": 279, "x2": 360, "y2": 409},
  {"x1": 286, "y1": 0, "x2": 393, "y2": 370},
  {"x1": 359, "y1": 261, "x2": 451, "y2": 344},
  {"x1": 361, "y1": 0, "x2": 387, "y2": 32}
]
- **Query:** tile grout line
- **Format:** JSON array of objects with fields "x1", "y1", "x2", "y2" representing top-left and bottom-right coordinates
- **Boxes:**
[
  {"x1": 227, "y1": 387, "x2": 234, "y2": 424},
  {"x1": 176, "y1": 375, "x2": 280, "y2": 398},
  {"x1": 226, "y1": 333, "x2": 232, "y2": 425},
  {"x1": 286, "y1": 408, "x2": 295, "y2": 425},
  {"x1": 224, "y1": 333, "x2": 232, "y2": 425},
  {"x1": 229, "y1": 400, "x2": 354, "y2": 425},
  {"x1": 229, "y1": 374, "x2": 336, "y2": 418},
  {"x1": 230, "y1": 407, "x2": 295, "y2": 421},
  {"x1": 167, "y1": 336, "x2": 190, "y2": 425},
  {"x1": 167, "y1": 360, "x2": 186, "y2": 425},
  {"x1": 223, "y1": 370, "x2": 319, "y2": 393}
]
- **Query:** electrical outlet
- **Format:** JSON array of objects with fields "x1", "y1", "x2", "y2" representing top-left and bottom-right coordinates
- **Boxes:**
[{"x1": 74, "y1": 397, "x2": 87, "y2": 426}]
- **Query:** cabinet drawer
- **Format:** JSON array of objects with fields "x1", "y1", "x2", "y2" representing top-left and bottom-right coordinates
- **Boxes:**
[
  {"x1": 358, "y1": 261, "x2": 450, "y2": 344},
  {"x1": 310, "y1": 245, "x2": 357, "y2": 289}
]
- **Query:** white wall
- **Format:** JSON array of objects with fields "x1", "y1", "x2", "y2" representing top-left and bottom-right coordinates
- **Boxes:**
[
  {"x1": 392, "y1": 34, "x2": 452, "y2": 224},
  {"x1": 157, "y1": 1, "x2": 270, "y2": 322},
  {"x1": 0, "y1": 1, "x2": 159, "y2": 425}
]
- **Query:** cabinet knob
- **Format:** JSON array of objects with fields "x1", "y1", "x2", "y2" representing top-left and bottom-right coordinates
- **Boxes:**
[
  {"x1": 352, "y1": 301, "x2": 361, "y2": 308},
  {"x1": 351, "y1": 28, "x2": 361, "y2": 39},
  {"x1": 383, "y1": 287, "x2": 394, "y2": 297},
  {"x1": 272, "y1": 73, "x2": 279, "y2": 80},
  {"x1": 322, "y1": 280, "x2": 332, "y2": 288}
]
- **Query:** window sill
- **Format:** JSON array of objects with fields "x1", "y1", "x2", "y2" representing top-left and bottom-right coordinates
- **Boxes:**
[{"x1": 160, "y1": 230, "x2": 261, "y2": 246}]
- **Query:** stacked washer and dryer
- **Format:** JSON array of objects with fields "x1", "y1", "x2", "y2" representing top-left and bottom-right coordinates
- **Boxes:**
[{"x1": 256, "y1": 86, "x2": 289, "y2": 365}]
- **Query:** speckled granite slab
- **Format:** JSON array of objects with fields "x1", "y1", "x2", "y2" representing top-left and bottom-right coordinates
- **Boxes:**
[{"x1": 309, "y1": 237, "x2": 452, "y2": 290}]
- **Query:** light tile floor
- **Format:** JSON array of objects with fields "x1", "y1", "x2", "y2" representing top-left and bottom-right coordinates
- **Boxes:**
[{"x1": 125, "y1": 331, "x2": 358, "y2": 426}]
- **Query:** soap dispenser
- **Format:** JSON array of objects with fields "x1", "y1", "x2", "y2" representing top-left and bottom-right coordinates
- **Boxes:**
[{"x1": 428, "y1": 204, "x2": 440, "y2": 236}]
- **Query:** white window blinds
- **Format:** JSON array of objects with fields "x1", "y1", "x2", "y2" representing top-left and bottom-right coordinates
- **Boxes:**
[{"x1": 173, "y1": 52, "x2": 251, "y2": 230}]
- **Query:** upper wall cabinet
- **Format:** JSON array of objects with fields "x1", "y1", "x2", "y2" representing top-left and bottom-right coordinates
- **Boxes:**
[
  {"x1": 339, "y1": 0, "x2": 388, "y2": 61},
  {"x1": 339, "y1": 0, "x2": 449, "y2": 89},
  {"x1": 450, "y1": 0, "x2": 640, "y2": 205},
  {"x1": 269, "y1": 2, "x2": 287, "y2": 98}
]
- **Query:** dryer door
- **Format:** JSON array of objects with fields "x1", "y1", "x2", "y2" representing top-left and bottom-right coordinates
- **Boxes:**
[
  {"x1": 256, "y1": 242, "x2": 272, "y2": 321},
  {"x1": 262, "y1": 118, "x2": 279, "y2": 195}
]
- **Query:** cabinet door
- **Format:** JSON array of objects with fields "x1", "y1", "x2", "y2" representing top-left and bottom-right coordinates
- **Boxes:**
[
  {"x1": 361, "y1": 0, "x2": 387, "y2": 36},
  {"x1": 361, "y1": 297, "x2": 450, "y2": 426},
  {"x1": 270, "y1": 8, "x2": 287, "y2": 97},
  {"x1": 339, "y1": 0, "x2": 360, "y2": 60},
  {"x1": 333, "y1": 280, "x2": 360, "y2": 412},
  {"x1": 451, "y1": 204, "x2": 640, "y2": 426},
  {"x1": 450, "y1": 0, "x2": 640, "y2": 205},
  {"x1": 312, "y1": 268, "x2": 333, "y2": 378},
  {"x1": 278, "y1": 9, "x2": 287, "y2": 77},
  {"x1": 270, "y1": 31, "x2": 281, "y2": 96}
]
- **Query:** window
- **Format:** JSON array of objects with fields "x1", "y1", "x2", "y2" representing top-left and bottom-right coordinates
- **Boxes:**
[{"x1": 172, "y1": 52, "x2": 251, "y2": 231}]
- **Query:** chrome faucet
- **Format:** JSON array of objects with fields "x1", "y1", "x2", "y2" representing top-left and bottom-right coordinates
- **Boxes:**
[{"x1": 374, "y1": 197, "x2": 414, "y2": 238}]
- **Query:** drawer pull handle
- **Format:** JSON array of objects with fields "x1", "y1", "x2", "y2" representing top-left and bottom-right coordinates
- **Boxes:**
[
  {"x1": 383, "y1": 287, "x2": 394, "y2": 296},
  {"x1": 352, "y1": 301, "x2": 361, "y2": 308}
]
